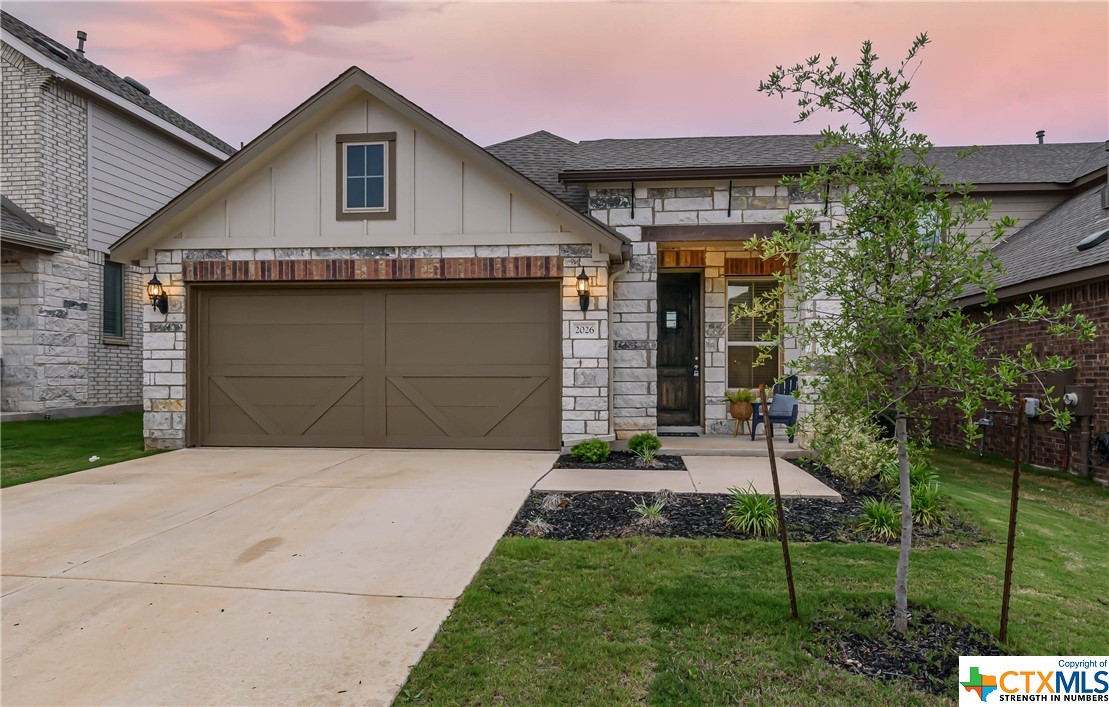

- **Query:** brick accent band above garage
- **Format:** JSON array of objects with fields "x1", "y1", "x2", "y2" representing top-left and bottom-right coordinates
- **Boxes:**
[{"x1": 182, "y1": 256, "x2": 564, "y2": 282}]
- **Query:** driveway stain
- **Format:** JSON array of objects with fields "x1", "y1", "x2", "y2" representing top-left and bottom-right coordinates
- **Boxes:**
[{"x1": 235, "y1": 537, "x2": 283, "y2": 564}]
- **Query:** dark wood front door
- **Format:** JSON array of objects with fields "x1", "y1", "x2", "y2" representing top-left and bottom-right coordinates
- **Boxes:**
[{"x1": 657, "y1": 272, "x2": 701, "y2": 426}]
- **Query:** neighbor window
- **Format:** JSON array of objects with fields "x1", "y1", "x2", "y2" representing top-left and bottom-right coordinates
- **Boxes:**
[
  {"x1": 103, "y1": 260, "x2": 124, "y2": 338},
  {"x1": 726, "y1": 279, "x2": 780, "y2": 389},
  {"x1": 336, "y1": 132, "x2": 396, "y2": 220}
]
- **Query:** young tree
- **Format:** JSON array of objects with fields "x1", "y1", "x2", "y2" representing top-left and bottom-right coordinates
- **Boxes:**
[{"x1": 747, "y1": 34, "x2": 1095, "y2": 633}]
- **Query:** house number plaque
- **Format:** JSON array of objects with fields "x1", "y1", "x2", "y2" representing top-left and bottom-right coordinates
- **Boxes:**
[{"x1": 570, "y1": 321, "x2": 598, "y2": 338}]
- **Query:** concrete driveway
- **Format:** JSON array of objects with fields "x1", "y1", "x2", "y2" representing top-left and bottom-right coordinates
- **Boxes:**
[{"x1": 1, "y1": 448, "x2": 555, "y2": 706}]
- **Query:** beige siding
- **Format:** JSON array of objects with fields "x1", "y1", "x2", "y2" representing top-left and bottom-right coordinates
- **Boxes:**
[
  {"x1": 175, "y1": 96, "x2": 584, "y2": 249},
  {"x1": 961, "y1": 192, "x2": 1067, "y2": 243}
]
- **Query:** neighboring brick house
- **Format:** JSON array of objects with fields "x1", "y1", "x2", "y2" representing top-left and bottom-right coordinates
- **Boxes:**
[
  {"x1": 933, "y1": 167, "x2": 1109, "y2": 482},
  {"x1": 105, "y1": 64, "x2": 1106, "y2": 453},
  {"x1": 1, "y1": 11, "x2": 233, "y2": 418}
]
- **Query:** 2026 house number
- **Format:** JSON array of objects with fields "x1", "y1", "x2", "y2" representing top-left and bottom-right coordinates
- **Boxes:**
[{"x1": 571, "y1": 322, "x2": 598, "y2": 338}]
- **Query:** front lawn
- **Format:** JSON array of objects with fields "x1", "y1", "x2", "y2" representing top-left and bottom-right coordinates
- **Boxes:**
[
  {"x1": 1, "y1": 412, "x2": 162, "y2": 487},
  {"x1": 400, "y1": 449, "x2": 1108, "y2": 705}
]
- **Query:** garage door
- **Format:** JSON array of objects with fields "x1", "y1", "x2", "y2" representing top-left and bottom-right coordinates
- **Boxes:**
[{"x1": 192, "y1": 283, "x2": 560, "y2": 450}]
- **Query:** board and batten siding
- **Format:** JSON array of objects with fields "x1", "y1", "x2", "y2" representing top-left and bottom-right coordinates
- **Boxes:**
[
  {"x1": 172, "y1": 96, "x2": 581, "y2": 249},
  {"x1": 88, "y1": 103, "x2": 219, "y2": 252}
]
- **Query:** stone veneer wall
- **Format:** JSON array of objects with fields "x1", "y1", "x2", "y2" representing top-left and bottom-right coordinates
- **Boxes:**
[
  {"x1": 1, "y1": 44, "x2": 146, "y2": 415},
  {"x1": 140, "y1": 244, "x2": 609, "y2": 449},
  {"x1": 589, "y1": 181, "x2": 831, "y2": 437}
]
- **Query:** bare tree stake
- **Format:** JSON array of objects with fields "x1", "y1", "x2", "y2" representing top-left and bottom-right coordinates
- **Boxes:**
[
  {"x1": 760, "y1": 384, "x2": 799, "y2": 619},
  {"x1": 999, "y1": 398, "x2": 1026, "y2": 643}
]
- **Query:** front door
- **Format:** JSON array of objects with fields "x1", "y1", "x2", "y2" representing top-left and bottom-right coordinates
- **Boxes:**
[{"x1": 657, "y1": 272, "x2": 701, "y2": 426}]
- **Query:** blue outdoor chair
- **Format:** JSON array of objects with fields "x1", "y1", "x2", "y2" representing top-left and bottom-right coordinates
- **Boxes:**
[{"x1": 751, "y1": 375, "x2": 800, "y2": 442}]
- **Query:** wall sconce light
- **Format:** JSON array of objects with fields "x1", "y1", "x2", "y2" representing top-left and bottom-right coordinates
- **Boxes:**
[
  {"x1": 147, "y1": 273, "x2": 168, "y2": 314},
  {"x1": 576, "y1": 268, "x2": 590, "y2": 312}
]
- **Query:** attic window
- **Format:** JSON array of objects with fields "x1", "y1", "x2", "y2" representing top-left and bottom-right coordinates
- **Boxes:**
[{"x1": 337, "y1": 132, "x2": 396, "y2": 220}]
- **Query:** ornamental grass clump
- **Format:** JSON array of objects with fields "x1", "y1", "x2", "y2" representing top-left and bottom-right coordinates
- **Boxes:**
[
  {"x1": 724, "y1": 484, "x2": 779, "y2": 536},
  {"x1": 858, "y1": 498, "x2": 899, "y2": 541},
  {"x1": 632, "y1": 497, "x2": 667, "y2": 526},
  {"x1": 911, "y1": 482, "x2": 946, "y2": 527}
]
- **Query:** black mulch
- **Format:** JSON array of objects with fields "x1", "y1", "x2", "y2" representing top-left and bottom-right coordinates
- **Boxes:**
[
  {"x1": 552, "y1": 451, "x2": 687, "y2": 471},
  {"x1": 508, "y1": 457, "x2": 984, "y2": 545},
  {"x1": 811, "y1": 605, "x2": 1004, "y2": 696}
]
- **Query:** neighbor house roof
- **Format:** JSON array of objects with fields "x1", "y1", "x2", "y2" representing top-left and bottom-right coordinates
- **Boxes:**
[
  {"x1": 1, "y1": 10, "x2": 235, "y2": 157},
  {"x1": 1, "y1": 196, "x2": 66, "y2": 252},
  {"x1": 959, "y1": 183, "x2": 1109, "y2": 304},
  {"x1": 112, "y1": 67, "x2": 629, "y2": 263}
]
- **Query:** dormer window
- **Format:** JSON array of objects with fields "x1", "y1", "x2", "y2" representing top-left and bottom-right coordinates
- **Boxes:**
[{"x1": 337, "y1": 132, "x2": 396, "y2": 220}]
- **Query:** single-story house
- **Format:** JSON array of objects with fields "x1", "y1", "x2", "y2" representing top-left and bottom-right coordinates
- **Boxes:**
[{"x1": 110, "y1": 66, "x2": 1107, "y2": 453}]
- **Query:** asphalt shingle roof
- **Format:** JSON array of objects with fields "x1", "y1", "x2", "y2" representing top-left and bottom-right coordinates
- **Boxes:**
[
  {"x1": 1, "y1": 10, "x2": 235, "y2": 156},
  {"x1": 974, "y1": 184, "x2": 1109, "y2": 294},
  {"x1": 489, "y1": 132, "x2": 1107, "y2": 214},
  {"x1": 567, "y1": 134, "x2": 828, "y2": 172},
  {"x1": 1, "y1": 196, "x2": 66, "y2": 251},
  {"x1": 485, "y1": 131, "x2": 590, "y2": 213},
  {"x1": 928, "y1": 143, "x2": 1107, "y2": 185}
]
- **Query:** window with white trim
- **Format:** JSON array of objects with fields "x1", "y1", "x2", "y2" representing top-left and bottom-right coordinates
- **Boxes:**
[{"x1": 726, "y1": 279, "x2": 780, "y2": 389}]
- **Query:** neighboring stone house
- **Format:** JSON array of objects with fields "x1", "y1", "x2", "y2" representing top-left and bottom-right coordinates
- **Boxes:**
[
  {"x1": 107, "y1": 65, "x2": 1105, "y2": 453},
  {"x1": 932, "y1": 159, "x2": 1109, "y2": 481},
  {"x1": 1, "y1": 11, "x2": 233, "y2": 418}
]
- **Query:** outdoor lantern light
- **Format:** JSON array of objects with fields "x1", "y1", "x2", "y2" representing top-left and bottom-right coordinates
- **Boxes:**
[
  {"x1": 576, "y1": 268, "x2": 590, "y2": 312},
  {"x1": 147, "y1": 273, "x2": 168, "y2": 314}
]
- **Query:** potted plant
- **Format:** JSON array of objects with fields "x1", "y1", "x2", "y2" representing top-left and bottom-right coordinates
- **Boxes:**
[{"x1": 724, "y1": 388, "x2": 755, "y2": 424}]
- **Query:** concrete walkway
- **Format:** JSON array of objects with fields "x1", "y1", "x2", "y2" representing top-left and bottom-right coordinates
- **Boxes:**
[
  {"x1": 1, "y1": 448, "x2": 555, "y2": 706},
  {"x1": 535, "y1": 456, "x2": 841, "y2": 500}
]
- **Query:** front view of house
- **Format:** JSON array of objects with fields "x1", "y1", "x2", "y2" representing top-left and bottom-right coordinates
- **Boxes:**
[
  {"x1": 111, "y1": 68, "x2": 821, "y2": 451},
  {"x1": 115, "y1": 67, "x2": 1101, "y2": 452}
]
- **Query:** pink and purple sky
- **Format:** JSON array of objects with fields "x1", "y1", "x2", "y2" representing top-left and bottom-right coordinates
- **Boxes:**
[{"x1": 8, "y1": 2, "x2": 1108, "y2": 149}]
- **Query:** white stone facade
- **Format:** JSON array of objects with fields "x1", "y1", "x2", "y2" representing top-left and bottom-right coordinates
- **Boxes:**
[{"x1": 588, "y1": 180, "x2": 829, "y2": 437}]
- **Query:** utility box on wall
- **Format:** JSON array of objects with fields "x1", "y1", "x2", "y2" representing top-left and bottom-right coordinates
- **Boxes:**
[{"x1": 1064, "y1": 385, "x2": 1095, "y2": 417}]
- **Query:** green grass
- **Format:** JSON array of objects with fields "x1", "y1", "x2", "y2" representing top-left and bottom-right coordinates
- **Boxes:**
[
  {"x1": 1, "y1": 412, "x2": 162, "y2": 487},
  {"x1": 400, "y1": 448, "x2": 1109, "y2": 705}
]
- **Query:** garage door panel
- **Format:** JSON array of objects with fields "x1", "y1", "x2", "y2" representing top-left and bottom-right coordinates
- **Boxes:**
[
  {"x1": 386, "y1": 323, "x2": 552, "y2": 367},
  {"x1": 196, "y1": 284, "x2": 559, "y2": 449},
  {"x1": 208, "y1": 324, "x2": 364, "y2": 367},
  {"x1": 385, "y1": 291, "x2": 551, "y2": 324},
  {"x1": 207, "y1": 292, "x2": 364, "y2": 325}
]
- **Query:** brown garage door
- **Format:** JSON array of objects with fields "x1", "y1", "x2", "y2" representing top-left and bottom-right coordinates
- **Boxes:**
[{"x1": 192, "y1": 283, "x2": 560, "y2": 450}]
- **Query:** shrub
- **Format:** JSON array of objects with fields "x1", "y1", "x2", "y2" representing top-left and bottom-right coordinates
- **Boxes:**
[
  {"x1": 724, "y1": 484, "x2": 779, "y2": 536},
  {"x1": 802, "y1": 407, "x2": 895, "y2": 491},
  {"x1": 857, "y1": 497, "x2": 899, "y2": 541},
  {"x1": 570, "y1": 438, "x2": 611, "y2": 463},
  {"x1": 627, "y1": 432, "x2": 662, "y2": 457},
  {"x1": 632, "y1": 497, "x2": 666, "y2": 525},
  {"x1": 911, "y1": 482, "x2": 946, "y2": 526}
]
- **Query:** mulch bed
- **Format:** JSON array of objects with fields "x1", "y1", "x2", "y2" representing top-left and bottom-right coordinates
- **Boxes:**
[
  {"x1": 508, "y1": 457, "x2": 983, "y2": 545},
  {"x1": 552, "y1": 451, "x2": 687, "y2": 471},
  {"x1": 811, "y1": 605, "x2": 1004, "y2": 696}
]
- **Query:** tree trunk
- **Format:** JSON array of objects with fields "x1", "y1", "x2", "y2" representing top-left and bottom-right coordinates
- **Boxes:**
[{"x1": 893, "y1": 412, "x2": 913, "y2": 633}]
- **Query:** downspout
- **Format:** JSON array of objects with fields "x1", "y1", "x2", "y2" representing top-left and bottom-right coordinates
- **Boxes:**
[{"x1": 608, "y1": 244, "x2": 632, "y2": 438}]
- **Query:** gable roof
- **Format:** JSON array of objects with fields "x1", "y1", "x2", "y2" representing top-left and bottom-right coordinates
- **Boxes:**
[
  {"x1": 1, "y1": 196, "x2": 66, "y2": 252},
  {"x1": 960, "y1": 183, "x2": 1109, "y2": 303},
  {"x1": 1, "y1": 10, "x2": 234, "y2": 157},
  {"x1": 566, "y1": 134, "x2": 829, "y2": 176},
  {"x1": 110, "y1": 68, "x2": 629, "y2": 263}
]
